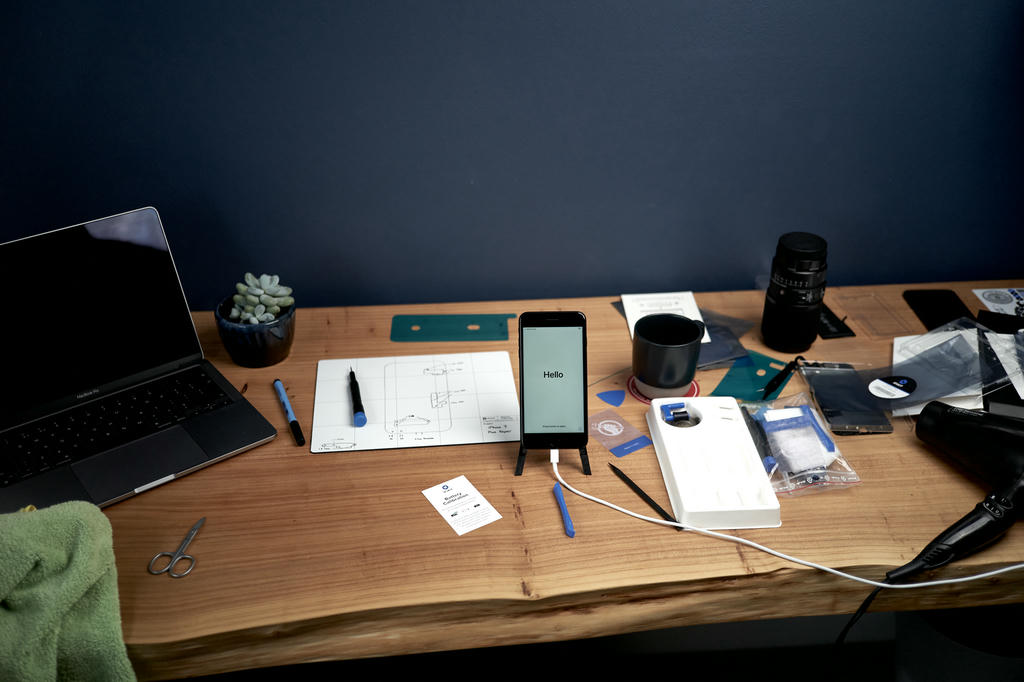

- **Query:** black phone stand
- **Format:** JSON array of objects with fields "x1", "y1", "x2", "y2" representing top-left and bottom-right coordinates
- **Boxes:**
[{"x1": 515, "y1": 443, "x2": 591, "y2": 476}]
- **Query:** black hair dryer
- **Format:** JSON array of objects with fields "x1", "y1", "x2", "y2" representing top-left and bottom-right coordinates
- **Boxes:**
[{"x1": 887, "y1": 402, "x2": 1024, "y2": 582}]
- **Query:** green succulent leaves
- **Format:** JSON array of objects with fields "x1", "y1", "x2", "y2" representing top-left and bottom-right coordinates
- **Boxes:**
[{"x1": 228, "y1": 272, "x2": 295, "y2": 324}]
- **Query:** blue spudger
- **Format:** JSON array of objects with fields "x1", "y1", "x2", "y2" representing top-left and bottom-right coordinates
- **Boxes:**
[{"x1": 553, "y1": 484, "x2": 575, "y2": 538}]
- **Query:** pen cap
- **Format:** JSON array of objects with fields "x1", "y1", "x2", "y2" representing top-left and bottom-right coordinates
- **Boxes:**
[{"x1": 289, "y1": 420, "x2": 306, "y2": 446}]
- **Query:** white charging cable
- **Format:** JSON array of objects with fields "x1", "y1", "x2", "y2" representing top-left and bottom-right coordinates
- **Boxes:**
[{"x1": 549, "y1": 450, "x2": 1024, "y2": 590}]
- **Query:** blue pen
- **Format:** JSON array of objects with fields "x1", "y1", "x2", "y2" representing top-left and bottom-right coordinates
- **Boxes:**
[
  {"x1": 273, "y1": 379, "x2": 305, "y2": 446},
  {"x1": 553, "y1": 484, "x2": 575, "y2": 538}
]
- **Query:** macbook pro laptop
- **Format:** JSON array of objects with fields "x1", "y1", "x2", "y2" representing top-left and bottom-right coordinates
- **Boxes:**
[{"x1": 0, "y1": 207, "x2": 277, "y2": 512}]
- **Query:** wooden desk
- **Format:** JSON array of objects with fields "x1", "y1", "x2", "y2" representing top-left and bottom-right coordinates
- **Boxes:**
[{"x1": 107, "y1": 281, "x2": 1024, "y2": 679}]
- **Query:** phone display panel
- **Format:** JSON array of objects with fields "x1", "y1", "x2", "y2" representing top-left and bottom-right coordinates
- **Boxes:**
[
  {"x1": 800, "y1": 361, "x2": 893, "y2": 435},
  {"x1": 519, "y1": 311, "x2": 588, "y2": 450}
]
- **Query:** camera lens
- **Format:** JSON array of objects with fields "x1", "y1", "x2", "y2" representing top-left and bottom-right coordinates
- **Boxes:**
[{"x1": 761, "y1": 232, "x2": 827, "y2": 353}]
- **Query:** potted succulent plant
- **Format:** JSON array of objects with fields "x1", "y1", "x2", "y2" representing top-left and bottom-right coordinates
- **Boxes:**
[{"x1": 214, "y1": 272, "x2": 297, "y2": 367}]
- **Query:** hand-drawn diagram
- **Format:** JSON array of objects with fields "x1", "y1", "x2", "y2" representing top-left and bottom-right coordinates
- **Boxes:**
[
  {"x1": 383, "y1": 357, "x2": 463, "y2": 441},
  {"x1": 311, "y1": 352, "x2": 521, "y2": 453}
]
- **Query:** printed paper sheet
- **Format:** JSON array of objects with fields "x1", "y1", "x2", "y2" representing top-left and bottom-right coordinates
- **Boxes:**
[{"x1": 311, "y1": 351, "x2": 520, "y2": 452}]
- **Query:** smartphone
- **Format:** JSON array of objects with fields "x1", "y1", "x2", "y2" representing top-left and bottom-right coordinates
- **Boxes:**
[
  {"x1": 518, "y1": 311, "x2": 588, "y2": 451},
  {"x1": 903, "y1": 289, "x2": 975, "y2": 331},
  {"x1": 800, "y1": 361, "x2": 893, "y2": 435}
]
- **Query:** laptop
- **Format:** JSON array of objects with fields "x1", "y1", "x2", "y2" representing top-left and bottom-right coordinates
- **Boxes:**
[{"x1": 0, "y1": 207, "x2": 277, "y2": 512}]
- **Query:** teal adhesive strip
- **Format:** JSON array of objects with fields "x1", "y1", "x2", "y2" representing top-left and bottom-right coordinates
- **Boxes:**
[
  {"x1": 710, "y1": 350, "x2": 789, "y2": 401},
  {"x1": 390, "y1": 314, "x2": 517, "y2": 342}
]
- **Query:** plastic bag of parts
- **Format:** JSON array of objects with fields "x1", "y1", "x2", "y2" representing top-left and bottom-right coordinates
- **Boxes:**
[
  {"x1": 801, "y1": 318, "x2": 1024, "y2": 418},
  {"x1": 863, "y1": 317, "x2": 1024, "y2": 411},
  {"x1": 985, "y1": 328, "x2": 1024, "y2": 400},
  {"x1": 740, "y1": 393, "x2": 861, "y2": 496},
  {"x1": 1016, "y1": 331, "x2": 1024, "y2": 396}
]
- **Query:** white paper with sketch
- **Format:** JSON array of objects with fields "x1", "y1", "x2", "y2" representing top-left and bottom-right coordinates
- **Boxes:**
[
  {"x1": 620, "y1": 291, "x2": 710, "y2": 342},
  {"x1": 311, "y1": 351, "x2": 520, "y2": 453}
]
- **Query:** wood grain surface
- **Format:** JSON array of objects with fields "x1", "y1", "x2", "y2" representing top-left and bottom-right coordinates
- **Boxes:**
[{"x1": 106, "y1": 281, "x2": 1024, "y2": 679}]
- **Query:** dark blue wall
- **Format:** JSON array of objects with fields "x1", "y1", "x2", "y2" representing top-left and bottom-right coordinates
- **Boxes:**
[{"x1": 2, "y1": 1, "x2": 1022, "y2": 309}]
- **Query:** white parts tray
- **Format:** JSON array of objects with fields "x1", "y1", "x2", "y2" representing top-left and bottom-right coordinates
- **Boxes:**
[{"x1": 646, "y1": 397, "x2": 780, "y2": 530}]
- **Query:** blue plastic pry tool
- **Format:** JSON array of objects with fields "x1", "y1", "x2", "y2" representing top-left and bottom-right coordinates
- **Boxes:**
[
  {"x1": 597, "y1": 389, "x2": 626, "y2": 407},
  {"x1": 553, "y1": 484, "x2": 575, "y2": 538}
]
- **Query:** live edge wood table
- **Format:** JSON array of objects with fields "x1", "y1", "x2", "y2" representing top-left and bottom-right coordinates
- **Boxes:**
[{"x1": 105, "y1": 280, "x2": 1024, "y2": 679}]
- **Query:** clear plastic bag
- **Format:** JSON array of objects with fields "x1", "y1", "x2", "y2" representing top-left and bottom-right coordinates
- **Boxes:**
[
  {"x1": 862, "y1": 322, "x2": 983, "y2": 410},
  {"x1": 883, "y1": 317, "x2": 1023, "y2": 402},
  {"x1": 741, "y1": 393, "x2": 861, "y2": 496},
  {"x1": 807, "y1": 318, "x2": 1024, "y2": 416}
]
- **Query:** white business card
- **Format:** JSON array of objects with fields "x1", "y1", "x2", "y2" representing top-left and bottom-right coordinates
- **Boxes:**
[{"x1": 422, "y1": 475, "x2": 502, "y2": 536}]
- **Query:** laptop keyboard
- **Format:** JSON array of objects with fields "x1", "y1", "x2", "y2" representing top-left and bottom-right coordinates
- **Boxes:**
[{"x1": 0, "y1": 367, "x2": 232, "y2": 488}]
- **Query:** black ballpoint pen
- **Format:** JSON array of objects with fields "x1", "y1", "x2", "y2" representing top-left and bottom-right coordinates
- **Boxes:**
[
  {"x1": 349, "y1": 367, "x2": 367, "y2": 427},
  {"x1": 608, "y1": 463, "x2": 682, "y2": 531}
]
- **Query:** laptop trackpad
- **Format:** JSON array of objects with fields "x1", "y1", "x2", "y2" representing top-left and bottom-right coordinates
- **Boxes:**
[
  {"x1": 0, "y1": 467, "x2": 93, "y2": 513},
  {"x1": 72, "y1": 427, "x2": 208, "y2": 504}
]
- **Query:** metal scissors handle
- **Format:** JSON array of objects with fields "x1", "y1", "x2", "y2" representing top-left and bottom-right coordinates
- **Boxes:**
[{"x1": 148, "y1": 517, "x2": 205, "y2": 578}]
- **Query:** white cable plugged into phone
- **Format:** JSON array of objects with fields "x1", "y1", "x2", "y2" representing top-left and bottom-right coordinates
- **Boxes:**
[{"x1": 549, "y1": 451, "x2": 1024, "y2": 590}]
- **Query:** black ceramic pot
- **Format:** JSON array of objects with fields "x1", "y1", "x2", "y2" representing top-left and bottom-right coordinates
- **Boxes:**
[{"x1": 214, "y1": 297, "x2": 296, "y2": 367}]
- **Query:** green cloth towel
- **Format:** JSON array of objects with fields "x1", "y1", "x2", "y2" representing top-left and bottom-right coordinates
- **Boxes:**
[{"x1": 0, "y1": 501, "x2": 135, "y2": 681}]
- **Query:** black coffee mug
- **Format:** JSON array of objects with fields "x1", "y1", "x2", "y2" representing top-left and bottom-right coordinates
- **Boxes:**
[{"x1": 632, "y1": 314, "x2": 705, "y2": 398}]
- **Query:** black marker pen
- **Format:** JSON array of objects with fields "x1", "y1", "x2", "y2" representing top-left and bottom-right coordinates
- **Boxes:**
[
  {"x1": 349, "y1": 367, "x2": 366, "y2": 427},
  {"x1": 273, "y1": 379, "x2": 305, "y2": 446}
]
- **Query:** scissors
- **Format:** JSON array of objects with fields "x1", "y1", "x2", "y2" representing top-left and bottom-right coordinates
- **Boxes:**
[{"x1": 148, "y1": 517, "x2": 205, "y2": 578}]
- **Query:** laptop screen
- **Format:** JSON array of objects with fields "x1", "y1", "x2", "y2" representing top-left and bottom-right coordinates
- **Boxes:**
[{"x1": 1, "y1": 208, "x2": 202, "y2": 429}]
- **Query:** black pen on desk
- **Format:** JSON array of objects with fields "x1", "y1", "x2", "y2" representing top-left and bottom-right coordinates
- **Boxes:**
[
  {"x1": 761, "y1": 355, "x2": 804, "y2": 399},
  {"x1": 272, "y1": 379, "x2": 305, "y2": 446},
  {"x1": 608, "y1": 463, "x2": 682, "y2": 531},
  {"x1": 349, "y1": 367, "x2": 367, "y2": 427}
]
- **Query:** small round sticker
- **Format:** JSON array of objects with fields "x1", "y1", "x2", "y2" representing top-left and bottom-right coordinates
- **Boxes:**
[
  {"x1": 596, "y1": 419, "x2": 624, "y2": 437},
  {"x1": 982, "y1": 290, "x2": 1014, "y2": 305},
  {"x1": 868, "y1": 375, "x2": 917, "y2": 399}
]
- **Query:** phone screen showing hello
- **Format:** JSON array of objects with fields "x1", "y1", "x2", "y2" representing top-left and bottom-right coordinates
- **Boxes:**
[{"x1": 522, "y1": 325, "x2": 585, "y2": 434}]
